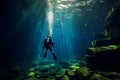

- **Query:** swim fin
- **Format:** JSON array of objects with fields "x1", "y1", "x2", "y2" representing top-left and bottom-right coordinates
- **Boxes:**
[
  {"x1": 44, "y1": 52, "x2": 47, "y2": 58},
  {"x1": 52, "y1": 53, "x2": 57, "y2": 60}
]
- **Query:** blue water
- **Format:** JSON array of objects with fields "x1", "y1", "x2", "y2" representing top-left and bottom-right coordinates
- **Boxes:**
[
  {"x1": 35, "y1": 0, "x2": 113, "y2": 61},
  {"x1": 1, "y1": 0, "x2": 119, "y2": 67}
]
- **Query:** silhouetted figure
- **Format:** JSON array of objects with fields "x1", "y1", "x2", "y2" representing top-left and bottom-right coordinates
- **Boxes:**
[{"x1": 43, "y1": 35, "x2": 57, "y2": 60}]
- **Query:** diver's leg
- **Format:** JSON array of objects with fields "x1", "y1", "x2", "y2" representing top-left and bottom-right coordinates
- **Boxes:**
[
  {"x1": 49, "y1": 47, "x2": 57, "y2": 60},
  {"x1": 44, "y1": 48, "x2": 48, "y2": 58}
]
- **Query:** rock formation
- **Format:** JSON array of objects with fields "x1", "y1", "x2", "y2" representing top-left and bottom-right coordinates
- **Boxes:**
[{"x1": 86, "y1": 1, "x2": 120, "y2": 72}]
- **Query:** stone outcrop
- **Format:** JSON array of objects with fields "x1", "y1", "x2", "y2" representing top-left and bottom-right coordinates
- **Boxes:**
[
  {"x1": 86, "y1": 1, "x2": 120, "y2": 72},
  {"x1": 105, "y1": 1, "x2": 120, "y2": 38}
]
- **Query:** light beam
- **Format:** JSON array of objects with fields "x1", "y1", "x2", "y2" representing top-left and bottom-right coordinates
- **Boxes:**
[
  {"x1": 47, "y1": 11, "x2": 54, "y2": 36},
  {"x1": 47, "y1": 0, "x2": 54, "y2": 36}
]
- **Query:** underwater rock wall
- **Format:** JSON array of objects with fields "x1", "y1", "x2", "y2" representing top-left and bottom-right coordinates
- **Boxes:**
[
  {"x1": 105, "y1": 1, "x2": 120, "y2": 38},
  {"x1": 86, "y1": 1, "x2": 120, "y2": 72}
]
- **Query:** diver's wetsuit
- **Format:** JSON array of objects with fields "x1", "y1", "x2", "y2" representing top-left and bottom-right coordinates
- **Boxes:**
[{"x1": 43, "y1": 36, "x2": 57, "y2": 60}]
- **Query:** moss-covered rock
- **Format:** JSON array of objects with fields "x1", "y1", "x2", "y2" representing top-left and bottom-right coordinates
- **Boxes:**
[
  {"x1": 86, "y1": 44, "x2": 120, "y2": 71},
  {"x1": 75, "y1": 67, "x2": 91, "y2": 77},
  {"x1": 28, "y1": 72, "x2": 35, "y2": 77},
  {"x1": 91, "y1": 73, "x2": 111, "y2": 80},
  {"x1": 27, "y1": 77, "x2": 38, "y2": 80}
]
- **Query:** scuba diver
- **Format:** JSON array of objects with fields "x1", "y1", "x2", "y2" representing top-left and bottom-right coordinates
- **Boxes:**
[{"x1": 43, "y1": 35, "x2": 57, "y2": 60}]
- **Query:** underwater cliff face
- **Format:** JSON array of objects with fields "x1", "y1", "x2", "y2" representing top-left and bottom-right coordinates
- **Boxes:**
[
  {"x1": 105, "y1": 1, "x2": 120, "y2": 38},
  {"x1": 86, "y1": 1, "x2": 120, "y2": 72}
]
